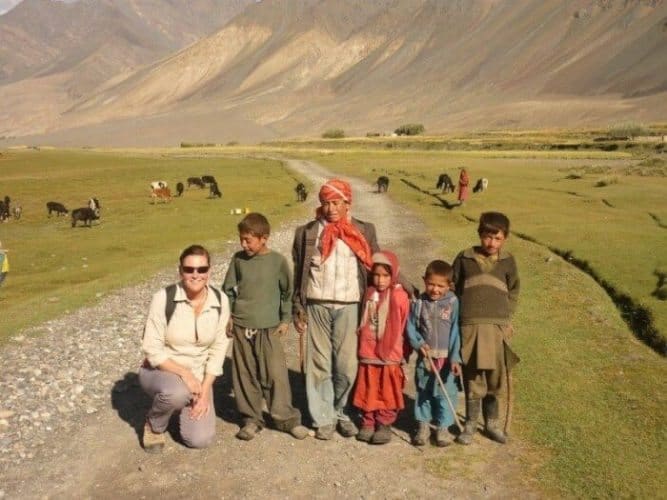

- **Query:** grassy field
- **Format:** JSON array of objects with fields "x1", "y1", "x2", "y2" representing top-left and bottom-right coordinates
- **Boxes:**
[
  {"x1": 277, "y1": 147, "x2": 666, "y2": 498},
  {"x1": 0, "y1": 148, "x2": 309, "y2": 341},
  {"x1": 1, "y1": 143, "x2": 665, "y2": 497}
]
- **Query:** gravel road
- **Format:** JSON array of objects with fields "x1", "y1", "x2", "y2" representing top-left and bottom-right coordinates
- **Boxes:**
[{"x1": 0, "y1": 159, "x2": 537, "y2": 499}]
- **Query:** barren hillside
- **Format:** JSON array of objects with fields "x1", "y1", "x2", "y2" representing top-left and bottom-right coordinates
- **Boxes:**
[{"x1": 2, "y1": 0, "x2": 666, "y2": 145}]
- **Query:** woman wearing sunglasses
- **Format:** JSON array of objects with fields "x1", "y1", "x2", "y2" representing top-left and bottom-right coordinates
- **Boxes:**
[{"x1": 139, "y1": 244, "x2": 230, "y2": 452}]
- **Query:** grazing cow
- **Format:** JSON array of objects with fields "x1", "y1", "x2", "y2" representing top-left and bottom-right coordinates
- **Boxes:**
[
  {"x1": 376, "y1": 176, "x2": 389, "y2": 193},
  {"x1": 176, "y1": 182, "x2": 184, "y2": 197},
  {"x1": 88, "y1": 197, "x2": 101, "y2": 211},
  {"x1": 201, "y1": 175, "x2": 216, "y2": 185},
  {"x1": 436, "y1": 174, "x2": 455, "y2": 193},
  {"x1": 47, "y1": 201, "x2": 69, "y2": 217},
  {"x1": 71, "y1": 207, "x2": 100, "y2": 227},
  {"x1": 473, "y1": 178, "x2": 489, "y2": 193},
  {"x1": 209, "y1": 182, "x2": 222, "y2": 198},
  {"x1": 151, "y1": 187, "x2": 172, "y2": 203},
  {"x1": 150, "y1": 181, "x2": 168, "y2": 192},
  {"x1": 13, "y1": 205, "x2": 22, "y2": 220},
  {"x1": 295, "y1": 183, "x2": 308, "y2": 202},
  {"x1": 187, "y1": 177, "x2": 205, "y2": 189}
]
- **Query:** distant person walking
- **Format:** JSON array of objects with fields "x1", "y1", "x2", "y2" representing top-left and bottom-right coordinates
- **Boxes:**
[
  {"x1": 0, "y1": 241, "x2": 9, "y2": 290},
  {"x1": 457, "y1": 168, "x2": 470, "y2": 206}
]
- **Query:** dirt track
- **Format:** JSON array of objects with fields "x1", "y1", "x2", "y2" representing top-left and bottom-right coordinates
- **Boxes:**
[{"x1": 0, "y1": 159, "x2": 539, "y2": 499}]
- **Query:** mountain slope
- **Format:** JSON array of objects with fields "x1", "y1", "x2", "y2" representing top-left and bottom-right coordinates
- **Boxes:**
[{"x1": 2, "y1": 0, "x2": 666, "y2": 145}]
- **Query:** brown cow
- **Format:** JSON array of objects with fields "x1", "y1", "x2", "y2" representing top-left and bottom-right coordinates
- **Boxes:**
[{"x1": 151, "y1": 187, "x2": 172, "y2": 203}]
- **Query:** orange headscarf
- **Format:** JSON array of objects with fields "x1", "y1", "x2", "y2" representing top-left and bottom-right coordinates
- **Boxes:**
[{"x1": 317, "y1": 179, "x2": 373, "y2": 270}]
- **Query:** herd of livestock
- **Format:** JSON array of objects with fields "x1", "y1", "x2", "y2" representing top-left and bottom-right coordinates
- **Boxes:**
[
  {"x1": 0, "y1": 175, "x2": 224, "y2": 229},
  {"x1": 0, "y1": 172, "x2": 487, "y2": 228},
  {"x1": 371, "y1": 173, "x2": 488, "y2": 195}
]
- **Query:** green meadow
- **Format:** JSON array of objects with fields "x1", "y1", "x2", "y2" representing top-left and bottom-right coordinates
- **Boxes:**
[
  {"x1": 280, "y1": 146, "x2": 666, "y2": 498},
  {"x1": 0, "y1": 148, "x2": 308, "y2": 340},
  {"x1": 0, "y1": 143, "x2": 665, "y2": 497}
]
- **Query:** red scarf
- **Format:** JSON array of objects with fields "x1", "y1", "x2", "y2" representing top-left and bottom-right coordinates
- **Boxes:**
[{"x1": 319, "y1": 218, "x2": 373, "y2": 270}]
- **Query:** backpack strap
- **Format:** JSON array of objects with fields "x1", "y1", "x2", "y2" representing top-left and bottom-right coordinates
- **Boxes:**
[
  {"x1": 210, "y1": 287, "x2": 222, "y2": 316},
  {"x1": 165, "y1": 284, "x2": 178, "y2": 325},
  {"x1": 165, "y1": 284, "x2": 223, "y2": 325}
]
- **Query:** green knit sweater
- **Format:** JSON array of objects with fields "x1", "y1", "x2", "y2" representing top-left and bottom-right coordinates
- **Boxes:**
[
  {"x1": 452, "y1": 247, "x2": 520, "y2": 326},
  {"x1": 222, "y1": 250, "x2": 293, "y2": 329}
]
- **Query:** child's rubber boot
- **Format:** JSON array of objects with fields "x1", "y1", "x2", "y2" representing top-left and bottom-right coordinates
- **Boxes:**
[
  {"x1": 455, "y1": 399, "x2": 480, "y2": 445},
  {"x1": 482, "y1": 395, "x2": 507, "y2": 444},
  {"x1": 435, "y1": 427, "x2": 453, "y2": 447},
  {"x1": 412, "y1": 422, "x2": 430, "y2": 446},
  {"x1": 356, "y1": 426, "x2": 374, "y2": 442},
  {"x1": 370, "y1": 424, "x2": 392, "y2": 445}
]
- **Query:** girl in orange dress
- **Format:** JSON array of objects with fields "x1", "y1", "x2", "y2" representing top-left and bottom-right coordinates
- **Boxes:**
[{"x1": 352, "y1": 251, "x2": 410, "y2": 445}]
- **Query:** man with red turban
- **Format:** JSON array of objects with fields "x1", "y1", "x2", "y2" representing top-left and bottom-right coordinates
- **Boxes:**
[{"x1": 292, "y1": 178, "x2": 380, "y2": 440}]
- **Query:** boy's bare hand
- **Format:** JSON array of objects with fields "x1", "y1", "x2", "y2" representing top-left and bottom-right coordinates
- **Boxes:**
[
  {"x1": 225, "y1": 319, "x2": 234, "y2": 338},
  {"x1": 451, "y1": 362, "x2": 462, "y2": 377},
  {"x1": 294, "y1": 309, "x2": 308, "y2": 334},
  {"x1": 275, "y1": 323, "x2": 289, "y2": 337},
  {"x1": 419, "y1": 344, "x2": 431, "y2": 357}
]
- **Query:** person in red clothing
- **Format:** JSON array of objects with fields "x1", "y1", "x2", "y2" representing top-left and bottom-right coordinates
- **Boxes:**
[
  {"x1": 352, "y1": 251, "x2": 410, "y2": 445},
  {"x1": 457, "y1": 168, "x2": 470, "y2": 205}
]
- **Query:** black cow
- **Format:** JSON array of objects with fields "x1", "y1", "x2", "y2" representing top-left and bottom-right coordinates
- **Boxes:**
[
  {"x1": 0, "y1": 195, "x2": 10, "y2": 221},
  {"x1": 187, "y1": 177, "x2": 205, "y2": 188},
  {"x1": 47, "y1": 201, "x2": 69, "y2": 217},
  {"x1": 209, "y1": 182, "x2": 222, "y2": 198},
  {"x1": 88, "y1": 197, "x2": 101, "y2": 211},
  {"x1": 473, "y1": 178, "x2": 489, "y2": 193},
  {"x1": 176, "y1": 182, "x2": 184, "y2": 197},
  {"x1": 376, "y1": 176, "x2": 389, "y2": 193},
  {"x1": 71, "y1": 207, "x2": 100, "y2": 228},
  {"x1": 295, "y1": 183, "x2": 308, "y2": 202},
  {"x1": 202, "y1": 175, "x2": 216, "y2": 185},
  {"x1": 436, "y1": 173, "x2": 455, "y2": 193}
]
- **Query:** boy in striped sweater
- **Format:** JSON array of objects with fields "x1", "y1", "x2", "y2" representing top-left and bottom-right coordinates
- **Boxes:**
[{"x1": 453, "y1": 212, "x2": 520, "y2": 445}]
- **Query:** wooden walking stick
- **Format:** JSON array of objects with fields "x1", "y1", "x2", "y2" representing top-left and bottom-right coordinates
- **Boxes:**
[
  {"x1": 503, "y1": 341, "x2": 520, "y2": 435},
  {"x1": 425, "y1": 351, "x2": 464, "y2": 432}
]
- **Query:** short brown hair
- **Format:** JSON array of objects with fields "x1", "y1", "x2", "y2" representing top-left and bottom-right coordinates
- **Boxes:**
[
  {"x1": 424, "y1": 259, "x2": 453, "y2": 282},
  {"x1": 238, "y1": 212, "x2": 270, "y2": 237},
  {"x1": 478, "y1": 211, "x2": 510, "y2": 237},
  {"x1": 179, "y1": 244, "x2": 210, "y2": 267}
]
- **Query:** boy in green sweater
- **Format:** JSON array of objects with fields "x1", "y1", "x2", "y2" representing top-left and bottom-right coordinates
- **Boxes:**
[
  {"x1": 452, "y1": 212, "x2": 520, "y2": 445},
  {"x1": 223, "y1": 213, "x2": 308, "y2": 441}
]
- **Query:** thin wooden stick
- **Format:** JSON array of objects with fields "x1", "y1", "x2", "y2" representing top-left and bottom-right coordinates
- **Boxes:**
[{"x1": 425, "y1": 351, "x2": 464, "y2": 432}]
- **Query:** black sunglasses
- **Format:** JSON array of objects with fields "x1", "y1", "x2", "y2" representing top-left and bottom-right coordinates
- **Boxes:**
[{"x1": 181, "y1": 266, "x2": 210, "y2": 274}]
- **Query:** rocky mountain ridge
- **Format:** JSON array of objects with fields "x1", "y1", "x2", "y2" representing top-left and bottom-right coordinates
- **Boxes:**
[{"x1": 2, "y1": 0, "x2": 666, "y2": 145}]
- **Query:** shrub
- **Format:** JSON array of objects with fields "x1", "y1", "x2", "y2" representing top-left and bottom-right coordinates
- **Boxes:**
[
  {"x1": 226, "y1": 141, "x2": 239, "y2": 146},
  {"x1": 394, "y1": 123, "x2": 425, "y2": 136},
  {"x1": 180, "y1": 142, "x2": 216, "y2": 148},
  {"x1": 608, "y1": 122, "x2": 648, "y2": 139},
  {"x1": 366, "y1": 132, "x2": 381, "y2": 137},
  {"x1": 322, "y1": 128, "x2": 345, "y2": 139},
  {"x1": 594, "y1": 176, "x2": 619, "y2": 188}
]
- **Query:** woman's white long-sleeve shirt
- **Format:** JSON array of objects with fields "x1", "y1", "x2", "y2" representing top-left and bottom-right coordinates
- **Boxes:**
[{"x1": 142, "y1": 283, "x2": 230, "y2": 381}]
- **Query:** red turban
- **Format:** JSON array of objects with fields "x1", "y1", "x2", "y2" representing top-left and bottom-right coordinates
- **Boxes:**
[
  {"x1": 319, "y1": 179, "x2": 352, "y2": 203},
  {"x1": 316, "y1": 178, "x2": 372, "y2": 270}
]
